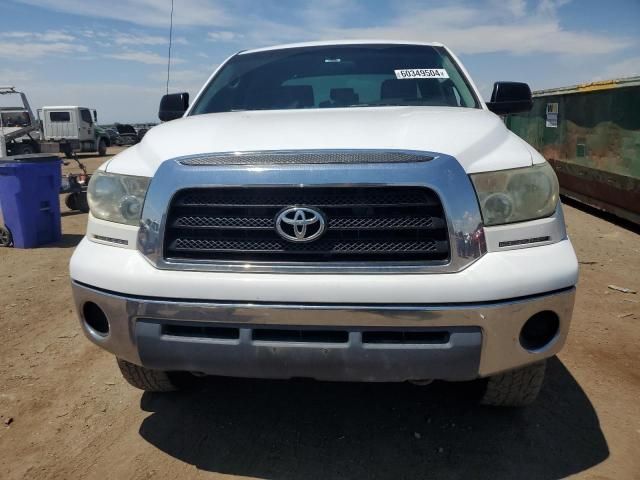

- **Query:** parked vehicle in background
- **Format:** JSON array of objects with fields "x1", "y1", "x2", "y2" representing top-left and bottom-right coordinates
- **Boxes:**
[
  {"x1": 136, "y1": 127, "x2": 149, "y2": 142},
  {"x1": 71, "y1": 41, "x2": 578, "y2": 407},
  {"x1": 39, "y1": 106, "x2": 111, "y2": 157},
  {"x1": 506, "y1": 76, "x2": 640, "y2": 225},
  {"x1": 1, "y1": 89, "x2": 110, "y2": 158},
  {"x1": 0, "y1": 86, "x2": 40, "y2": 156},
  {"x1": 105, "y1": 128, "x2": 121, "y2": 146},
  {"x1": 115, "y1": 123, "x2": 138, "y2": 145}
]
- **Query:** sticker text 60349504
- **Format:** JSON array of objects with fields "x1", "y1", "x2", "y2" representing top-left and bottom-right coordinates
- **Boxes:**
[{"x1": 394, "y1": 69, "x2": 449, "y2": 79}]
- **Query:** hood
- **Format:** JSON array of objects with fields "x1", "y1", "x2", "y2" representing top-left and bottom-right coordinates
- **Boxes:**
[{"x1": 107, "y1": 107, "x2": 534, "y2": 176}]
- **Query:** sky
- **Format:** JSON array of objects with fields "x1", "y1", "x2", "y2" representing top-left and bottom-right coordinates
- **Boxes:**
[{"x1": 1, "y1": 0, "x2": 639, "y2": 124}]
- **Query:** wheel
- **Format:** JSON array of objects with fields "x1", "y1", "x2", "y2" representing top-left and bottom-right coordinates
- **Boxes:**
[
  {"x1": 0, "y1": 226, "x2": 13, "y2": 247},
  {"x1": 116, "y1": 358, "x2": 183, "y2": 392},
  {"x1": 97, "y1": 139, "x2": 107, "y2": 156},
  {"x1": 480, "y1": 360, "x2": 546, "y2": 407},
  {"x1": 65, "y1": 193, "x2": 78, "y2": 211},
  {"x1": 18, "y1": 143, "x2": 36, "y2": 155},
  {"x1": 76, "y1": 192, "x2": 89, "y2": 213}
]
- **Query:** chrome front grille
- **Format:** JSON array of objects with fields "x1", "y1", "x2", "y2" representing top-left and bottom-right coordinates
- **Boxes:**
[{"x1": 164, "y1": 186, "x2": 450, "y2": 263}]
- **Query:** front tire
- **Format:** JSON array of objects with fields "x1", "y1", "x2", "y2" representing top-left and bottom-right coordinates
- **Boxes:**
[
  {"x1": 76, "y1": 192, "x2": 89, "y2": 213},
  {"x1": 97, "y1": 139, "x2": 107, "y2": 156},
  {"x1": 17, "y1": 142, "x2": 37, "y2": 155},
  {"x1": 116, "y1": 358, "x2": 182, "y2": 392},
  {"x1": 480, "y1": 360, "x2": 546, "y2": 407},
  {"x1": 64, "y1": 193, "x2": 78, "y2": 211}
]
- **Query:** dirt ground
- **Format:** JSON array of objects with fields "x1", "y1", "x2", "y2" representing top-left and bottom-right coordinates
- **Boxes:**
[{"x1": 1, "y1": 147, "x2": 639, "y2": 479}]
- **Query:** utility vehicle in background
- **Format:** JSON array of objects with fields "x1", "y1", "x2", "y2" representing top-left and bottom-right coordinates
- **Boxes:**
[
  {"x1": 39, "y1": 106, "x2": 111, "y2": 158},
  {"x1": 0, "y1": 87, "x2": 111, "y2": 158},
  {"x1": 0, "y1": 86, "x2": 39, "y2": 157},
  {"x1": 114, "y1": 124, "x2": 138, "y2": 146}
]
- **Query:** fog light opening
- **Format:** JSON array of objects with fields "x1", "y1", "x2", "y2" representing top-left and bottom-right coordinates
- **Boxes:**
[
  {"x1": 83, "y1": 302, "x2": 110, "y2": 336},
  {"x1": 520, "y1": 311, "x2": 559, "y2": 351}
]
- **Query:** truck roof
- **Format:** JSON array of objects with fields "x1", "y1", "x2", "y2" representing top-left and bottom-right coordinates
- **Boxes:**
[
  {"x1": 240, "y1": 39, "x2": 445, "y2": 55},
  {"x1": 42, "y1": 106, "x2": 91, "y2": 110}
]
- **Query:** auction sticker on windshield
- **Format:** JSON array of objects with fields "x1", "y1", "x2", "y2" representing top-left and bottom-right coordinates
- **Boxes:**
[{"x1": 394, "y1": 69, "x2": 449, "y2": 79}]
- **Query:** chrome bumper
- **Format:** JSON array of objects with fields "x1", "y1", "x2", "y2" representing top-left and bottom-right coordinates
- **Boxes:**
[{"x1": 72, "y1": 281, "x2": 575, "y2": 380}]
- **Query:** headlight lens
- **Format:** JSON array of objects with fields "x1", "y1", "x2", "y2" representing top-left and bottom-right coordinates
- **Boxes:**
[
  {"x1": 470, "y1": 162, "x2": 559, "y2": 226},
  {"x1": 87, "y1": 171, "x2": 150, "y2": 225}
]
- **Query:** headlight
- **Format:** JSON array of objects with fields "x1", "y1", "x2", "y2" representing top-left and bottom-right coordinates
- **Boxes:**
[
  {"x1": 87, "y1": 171, "x2": 150, "y2": 225},
  {"x1": 470, "y1": 162, "x2": 559, "y2": 226}
]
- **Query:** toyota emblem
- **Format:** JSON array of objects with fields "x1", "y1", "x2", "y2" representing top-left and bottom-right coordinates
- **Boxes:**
[{"x1": 275, "y1": 207, "x2": 326, "y2": 242}]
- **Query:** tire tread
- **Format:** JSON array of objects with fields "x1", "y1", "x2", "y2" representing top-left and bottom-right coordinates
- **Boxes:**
[
  {"x1": 116, "y1": 358, "x2": 178, "y2": 392},
  {"x1": 481, "y1": 360, "x2": 546, "y2": 407}
]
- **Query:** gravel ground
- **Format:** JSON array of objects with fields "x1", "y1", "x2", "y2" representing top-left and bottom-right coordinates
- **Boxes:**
[{"x1": 0, "y1": 148, "x2": 639, "y2": 479}]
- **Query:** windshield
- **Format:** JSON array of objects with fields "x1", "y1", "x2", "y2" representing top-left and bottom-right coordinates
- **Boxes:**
[{"x1": 190, "y1": 44, "x2": 479, "y2": 114}]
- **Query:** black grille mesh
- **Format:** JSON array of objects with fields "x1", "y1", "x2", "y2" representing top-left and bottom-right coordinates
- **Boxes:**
[
  {"x1": 164, "y1": 187, "x2": 449, "y2": 263},
  {"x1": 329, "y1": 216, "x2": 435, "y2": 229},
  {"x1": 175, "y1": 216, "x2": 273, "y2": 229},
  {"x1": 177, "y1": 189, "x2": 437, "y2": 207},
  {"x1": 177, "y1": 151, "x2": 433, "y2": 166},
  {"x1": 172, "y1": 238, "x2": 440, "y2": 253}
]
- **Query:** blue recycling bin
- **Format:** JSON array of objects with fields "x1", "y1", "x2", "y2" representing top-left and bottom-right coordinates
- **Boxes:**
[{"x1": 0, "y1": 154, "x2": 62, "y2": 248}]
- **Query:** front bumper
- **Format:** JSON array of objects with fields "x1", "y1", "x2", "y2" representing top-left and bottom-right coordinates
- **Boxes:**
[{"x1": 72, "y1": 281, "x2": 575, "y2": 381}]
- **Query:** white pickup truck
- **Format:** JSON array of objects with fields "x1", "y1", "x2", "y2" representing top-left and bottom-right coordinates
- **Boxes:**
[{"x1": 70, "y1": 41, "x2": 578, "y2": 406}]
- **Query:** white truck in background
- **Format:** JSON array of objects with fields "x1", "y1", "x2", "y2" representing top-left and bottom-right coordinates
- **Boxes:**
[
  {"x1": 39, "y1": 106, "x2": 110, "y2": 157},
  {"x1": 0, "y1": 87, "x2": 110, "y2": 158}
]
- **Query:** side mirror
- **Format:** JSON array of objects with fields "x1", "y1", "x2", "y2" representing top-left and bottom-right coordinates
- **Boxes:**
[
  {"x1": 159, "y1": 92, "x2": 189, "y2": 121},
  {"x1": 486, "y1": 82, "x2": 533, "y2": 115},
  {"x1": 93, "y1": 110, "x2": 98, "y2": 122}
]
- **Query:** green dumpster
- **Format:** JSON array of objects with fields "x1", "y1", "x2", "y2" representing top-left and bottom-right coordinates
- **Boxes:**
[{"x1": 506, "y1": 76, "x2": 640, "y2": 224}]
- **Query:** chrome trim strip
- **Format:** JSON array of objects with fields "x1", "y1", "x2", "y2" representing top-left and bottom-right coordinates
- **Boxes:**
[
  {"x1": 498, "y1": 236, "x2": 550, "y2": 248},
  {"x1": 93, "y1": 234, "x2": 129, "y2": 246},
  {"x1": 137, "y1": 149, "x2": 486, "y2": 273}
]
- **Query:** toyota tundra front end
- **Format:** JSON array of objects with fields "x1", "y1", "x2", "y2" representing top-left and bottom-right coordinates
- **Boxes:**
[{"x1": 70, "y1": 41, "x2": 578, "y2": 406}]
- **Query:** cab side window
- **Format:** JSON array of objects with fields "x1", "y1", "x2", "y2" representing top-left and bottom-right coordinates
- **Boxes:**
[{"x1": 49, "y1": 111, "x2": 71, "y2": 122}]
